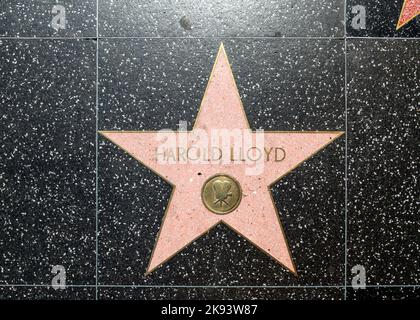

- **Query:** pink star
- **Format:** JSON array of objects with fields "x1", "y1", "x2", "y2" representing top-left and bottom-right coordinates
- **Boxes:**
[
  {"x1": 100, "y1": 44, "x2": 343, "y2": 275},
  {"x1": 397, "y1": 0, "x2": 420, "y2": 30}
]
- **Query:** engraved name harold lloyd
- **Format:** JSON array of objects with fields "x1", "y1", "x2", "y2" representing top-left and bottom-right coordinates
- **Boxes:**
[{"x1": 153, "y1": 123, "x2": 286, "y2": 176}]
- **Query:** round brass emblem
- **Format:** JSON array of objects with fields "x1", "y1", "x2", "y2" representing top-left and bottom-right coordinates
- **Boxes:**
[{"x1": 201, "y1": 174, "x2": 242, "y2": 215}]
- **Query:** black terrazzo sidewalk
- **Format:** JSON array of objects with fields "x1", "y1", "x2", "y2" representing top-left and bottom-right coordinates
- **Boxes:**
[{"x1": 0, "y1": 0, "x2": 418, "y2": 300}]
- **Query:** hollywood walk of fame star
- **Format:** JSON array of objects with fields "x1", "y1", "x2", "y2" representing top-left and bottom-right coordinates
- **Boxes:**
[
  {"x1": 100, "y1": 44, "x2": 343, "y2": 275},
  {"x1": 397, "y1": 0, "x2": 420, "y2": 29}
]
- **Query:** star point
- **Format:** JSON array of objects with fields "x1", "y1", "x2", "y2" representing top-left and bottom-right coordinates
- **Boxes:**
[{"x1": 397, "y1": 0, "x2": 420, "y2": 30}]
